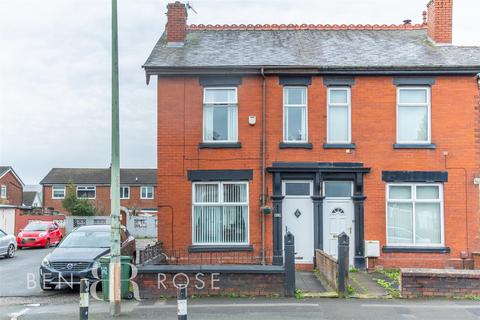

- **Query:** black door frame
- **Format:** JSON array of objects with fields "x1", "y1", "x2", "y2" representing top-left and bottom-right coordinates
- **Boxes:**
[{"x1": 267, "y1": 162, "x2": 370, "y2": 268}]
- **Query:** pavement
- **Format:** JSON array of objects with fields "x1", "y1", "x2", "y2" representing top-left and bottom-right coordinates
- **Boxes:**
[{"x1": 2, "y1": 297, "x2": 480, "y2": 320}]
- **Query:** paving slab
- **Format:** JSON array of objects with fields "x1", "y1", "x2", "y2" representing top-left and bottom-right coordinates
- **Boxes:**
[{"x1": 295, "y1": 271, "x2": 327, "y2": 293}]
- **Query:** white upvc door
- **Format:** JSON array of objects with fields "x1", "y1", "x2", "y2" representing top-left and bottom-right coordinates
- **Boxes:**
[{"x1": 282, "y1": 181, "x2": 314, "y2": 264}]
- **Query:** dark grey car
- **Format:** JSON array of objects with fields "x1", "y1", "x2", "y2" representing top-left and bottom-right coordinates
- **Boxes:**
[
  {"x1": 0, "y1": 229, "x2": 16, "y2": 258},
  {"x1": 39, "y1": 225, "x2": 136, "y2": 290}
]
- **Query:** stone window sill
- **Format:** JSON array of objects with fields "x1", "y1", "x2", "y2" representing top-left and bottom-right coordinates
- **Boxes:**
[
  {"x1": 382, "y1": 246, "x2": 450, "y2": 253},
  {"x1": 393, "y1": 143, "x2": 436, "y2": 149},
  {"x1": 323, "y1": 143, "x2": 356, "y2": 149},
  {"x1": 279, "y1": 142, "x2": 313, "y2": 149},
  {"x1": 188, "y1": 245, "x2": 253, "y2": 253},
  {"x1": 199, "y1": 142, "x2": 242, "y2": 149}
]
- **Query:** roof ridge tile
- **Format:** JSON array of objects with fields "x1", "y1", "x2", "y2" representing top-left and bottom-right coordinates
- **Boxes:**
[{"x1": 187, "y1": 23, "x2": 427, "y2": 31}]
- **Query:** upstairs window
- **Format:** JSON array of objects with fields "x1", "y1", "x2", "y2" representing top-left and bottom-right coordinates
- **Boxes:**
[
  {"x1": 386, "y1": 183, "x2": 443, "y2": 246},
  {"x1": 283, "y1": 87, "x2": 307, "y2": 142},
  {"x1": 52, "y1": 185, "x2": 65, "y2": 199},
  {"x1": 327, "y1": 87, "x2": 351, "y2": 144},
  {"x1": 0, "y1": 185, "x2": 6, "y2": 198},
  {"x1": 193, "y1": 182, "x2": 249, "y2": 245},
  {"x1": 397, "y1": 87, "x2": 431, "y2": 144},
  {"x1": 203, "y1": 87, "x2": 238, "y2": 142},
  {"x1": 141, "y1": 186, "x2": 154, "y2": 199},
  {"x1": 76, "y1": 186, "x2": 96, "y2": 199},
  {"x1": 120, "y1": 186, "x2": 130, "y2": 199}
]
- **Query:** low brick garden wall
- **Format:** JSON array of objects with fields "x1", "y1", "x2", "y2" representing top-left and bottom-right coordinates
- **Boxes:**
[
  {"x1": 136, "y1": 264, "x2": 287, "y2": 298},
  {"x1": 401, "y1": 268, "x2": 480, "y2": 298},
  {"x1": 315, "y1": 249, "x2": 338, "y2": 290}
]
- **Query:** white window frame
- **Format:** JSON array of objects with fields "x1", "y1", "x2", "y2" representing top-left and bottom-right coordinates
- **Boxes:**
[
  {"x1": 327, "y1": 87, "x2": 351, "y2": 144},
  {"x1": 323, "y1": 181, "x2": 353, "y2": 199},
  {"x1": 52, "y1": 185, "x2": 66, "y2": 199},
  {"x1": 140, "y1": 186, "x2": 154, "y2": 199},
  {"x1": 120, "y1": 186, "x2": 130, "y2": 199},
  {"x1": 76, "y1": 186, "x2": 96, "y2": 199},
  {"x1": 283, "y1": 86, "x2": 308, "y2": 143},
  {"x1": 192, "y1": 181, "x2": 250, "y2": 245},
  {"x1": 202, "y1": 87, "x2": 238, "y2": 143},
  {"x1": 0, "y1": 185, "x2": 6, "y2": 199},
  {"x1": 385, "y1": 183, "x2": 444, "y2": 247},
  {"x1": 396, "y1": 86, "x2": 431, "y2": 144}
]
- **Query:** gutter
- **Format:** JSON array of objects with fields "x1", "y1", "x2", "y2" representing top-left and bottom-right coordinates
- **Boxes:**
[{"x1": 143, "y1": 65, "x2": 480, "y2": 80}]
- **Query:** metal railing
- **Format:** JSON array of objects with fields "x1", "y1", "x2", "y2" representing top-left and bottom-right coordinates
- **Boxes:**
[{"x1": 139, "y1": 241, "x2": 164, "y2": 265}]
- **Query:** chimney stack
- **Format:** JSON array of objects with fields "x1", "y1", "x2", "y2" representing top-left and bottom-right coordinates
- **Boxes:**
[
  {"x1": 166, "y1": 1, "x2": 188, "y2": 47},
  {"x1": 426, "y1": 0, "x2": 453, "y2": 44}
]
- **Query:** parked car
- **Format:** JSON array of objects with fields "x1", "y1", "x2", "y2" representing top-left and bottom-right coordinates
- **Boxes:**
[
  {"x1": 17, "y1": 221, "x2": 63, "y2": 249},
  {"x1": 39, "y1": 225, "x2": 136, "y2": 290},
  {"x1": 0, "y1": 229, "x2": 16, "y2": 258}
]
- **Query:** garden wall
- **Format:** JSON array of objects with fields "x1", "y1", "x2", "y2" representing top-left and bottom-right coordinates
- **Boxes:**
[{"x1": 401, "y1": 268, "x2": 480, "y2": 298}]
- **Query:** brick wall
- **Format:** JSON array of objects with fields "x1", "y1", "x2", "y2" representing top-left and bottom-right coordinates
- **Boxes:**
[
  {"x1": 166, "y1": 1, "x2": 187, "y2": 44},
  {"x1": 0, "y1": 171, "x2": 23, "y2": 206},
  {"x1": 315, "y1": 249, "x2": 338, "y2": 290},
  {"x1": 157, "y1": 75, "x2": 480, "y2": 268},
  {"x1": 15, "y1": 212, "x2": 65, "y2": 235},
  {"x1": 43, "y1": 185, "x2": 157, "y2": 215},
  {"x1": 427, "y1": 0, "x2": 452, "y2": 44},
  {"x1": 401, "y1": 268, "x2": 480, "y2": 298},
  {"x1": 136, "y1": 267, "x2": 285, "y2": 298}
]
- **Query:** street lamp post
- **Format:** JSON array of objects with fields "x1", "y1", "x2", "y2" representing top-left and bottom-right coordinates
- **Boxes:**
[{"x1": 110, "y1": 0, "x2": 121, "y2": 316}]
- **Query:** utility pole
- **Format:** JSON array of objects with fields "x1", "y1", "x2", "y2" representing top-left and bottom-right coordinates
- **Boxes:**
[{"x1": 110, "y1": 0, "x2": 121, "y2": 316}]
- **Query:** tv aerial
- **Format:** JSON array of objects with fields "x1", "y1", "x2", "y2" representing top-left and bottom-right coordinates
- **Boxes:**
[{"x1": 186, "y1": 2, "x2": 197, "y2": 14}]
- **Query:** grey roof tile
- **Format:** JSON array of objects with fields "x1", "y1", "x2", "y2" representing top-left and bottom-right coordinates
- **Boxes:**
[
  {"x1": 40, "y1": 168, "x2": 157, "y2": 185},
  {"x1": 144, "y1": 29, "x2": 480, "y2": 70}
]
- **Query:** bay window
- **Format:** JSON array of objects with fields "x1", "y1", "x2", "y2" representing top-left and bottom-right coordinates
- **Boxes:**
[
  {"x1": 192, "y1": 182, "x2": 249, "y2": 245},
  {"x1": 386, "y1": 183, "x2": 443, "y2": 246},
  {"x1": 203, "y1": 87, "x2": 238, "y2": 142},
  {"x1": 283, "y1": 87, "x2": 307, "y2": 142},
  {"x1": 397, "y1": 87, "x2": 431, "y2": 144}
]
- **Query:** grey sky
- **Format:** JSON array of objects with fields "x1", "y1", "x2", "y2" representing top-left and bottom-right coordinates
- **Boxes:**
[{"x1": 1, "y1": 0, "x2": 479, "y2": 185}]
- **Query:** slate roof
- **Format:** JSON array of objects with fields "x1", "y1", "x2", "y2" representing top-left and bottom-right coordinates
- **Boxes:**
[
  {"x1": 144, "y1": 28, "x2": 480, "y2": 71},
  {"x1": 22, "y1": 191, "x2": 38, "y2": 207},
  {"x1": 0, "y1": 166, "x2": 25, "y2": 186},
  {"x1": 0, "y1": 166, "x2": 10, "y2": 177},
  {"x1": 40, "y1": 168, "x2": 157, "y2": 185}
]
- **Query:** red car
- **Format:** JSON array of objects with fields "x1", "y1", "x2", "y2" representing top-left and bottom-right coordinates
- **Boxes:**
[{"x1": 17, "y1": 221, "x2": 63, "y2": 249}]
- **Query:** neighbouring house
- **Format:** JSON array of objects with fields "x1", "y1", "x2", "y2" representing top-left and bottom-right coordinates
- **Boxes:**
[
  {"x1": 22, "y1": 191, "x2": 42, "y2": 208},
  {"x1": 144, "y1": 0, "x2": 480, "y2": 269},
  {"x1": 39, "y1": 168, "x2": 157, "y2": 216},
  {"x1": 0, "y1": 166, "x2": 25, "y2": 206}
]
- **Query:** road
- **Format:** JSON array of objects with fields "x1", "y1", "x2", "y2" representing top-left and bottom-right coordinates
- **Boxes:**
[
  {"x1": 0, "y1": 247, "x2": 74, "y2": 297},
  {"x1": 2, "y1": 297, "x2": 480, "y2": 320}
]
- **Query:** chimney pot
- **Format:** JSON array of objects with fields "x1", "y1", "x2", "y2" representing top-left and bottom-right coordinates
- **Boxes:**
[
  {"x1": 426, "y1": 0, "x2": 453, "y2": 44},
  {"x1": 166, "y1": 1, "x2": 188, "y2": 47}
]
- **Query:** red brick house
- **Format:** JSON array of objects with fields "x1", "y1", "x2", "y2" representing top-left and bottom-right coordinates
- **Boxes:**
[
  {"x1": 0, "y1": 166, "x2": 24, "y2": 206},
  {"x1": 40, "y1": 168, "x2": 157, "y2": 216},
  {"x1": 144, "y1": 0, "x2": 480, "y2": 269}
]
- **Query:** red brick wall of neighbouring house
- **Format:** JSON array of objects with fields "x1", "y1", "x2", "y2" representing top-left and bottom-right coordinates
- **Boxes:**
[
  {"x1": 42, "y1": 185, "x2": 157, "y2": 215},
  {"x1": 0, "y1": 171, "x2": 23, "y2": 206},
  {"x1": 14, "y1": 210, "x2": 65, "y2": 235},
  {"x1": 156, "y1": 75, "x2": 480, "y2": 269}
]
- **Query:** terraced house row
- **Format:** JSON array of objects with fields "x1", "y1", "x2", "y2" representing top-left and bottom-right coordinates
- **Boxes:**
[{"x1": 144, "y1": 0, "x2": 480, "y2": 269}]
